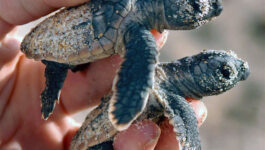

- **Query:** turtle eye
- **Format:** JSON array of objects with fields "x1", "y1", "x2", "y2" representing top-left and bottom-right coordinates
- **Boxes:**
[
  {"x1": 220, "y1": 64, "x2": 235, "y2": 80},
  {"x1": 193, "y1": 1, "x2": 202, "y2": 13},
  {"x1": 221, "y1": 65, "x2": 231, "y2": 79}
]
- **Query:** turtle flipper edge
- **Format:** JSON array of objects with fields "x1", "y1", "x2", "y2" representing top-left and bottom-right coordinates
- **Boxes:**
[
  {"x1": 109, "y1": 27, "x2": 158, "y2": 131},
  {"x1": 164, "y1": 94, "x2": 201, "y2": 150},
  {"x1": 87, "y1": 141, "x2": 114, "y2": 150},
  {"x1": 41, "y1": 60, "x2": 69, "y2": 119}
]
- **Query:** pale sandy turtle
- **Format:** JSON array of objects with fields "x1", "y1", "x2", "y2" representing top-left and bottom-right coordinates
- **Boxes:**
[
  {"x1": 70, "y1": 50, "x2": 249, "y2": 150},
  {"x1": 20, "y1": 0, "x2": 223, "y2": 129}
]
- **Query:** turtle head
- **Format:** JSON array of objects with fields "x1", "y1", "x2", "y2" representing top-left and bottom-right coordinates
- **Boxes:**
[
  {"x1": 159, "y1": 50, "x2": 249, "y2": 99},
  {"x1": 163, "y1": 0, "x2": 223, "y2": 30},
  {"x1": 190, "y1": 50, "x2": 250, "y2": 97}
]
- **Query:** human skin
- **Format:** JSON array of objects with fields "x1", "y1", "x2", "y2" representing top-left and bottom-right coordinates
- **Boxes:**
[{"x1": 0, "y1": 0, "x2": 207, "y2": 149}]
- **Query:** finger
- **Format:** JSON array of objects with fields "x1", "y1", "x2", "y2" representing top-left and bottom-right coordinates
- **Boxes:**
[
  {"x1": 154, "y1": 118, "x2": 180, "y2": 150},
  {"x1": 150, "y1": 29, "x2": 168, "y2": 50},
  {"x1": 113, "y1": 120, "x2": 161, "y2": 150},
  {"x1": 62, "y1": 120, "x2": 80, "y2": 150},
  {"x1": 1, "y1": 37, "x2": 20, "y2": 51},
  {"x1": 43, "y1": 0, "x2": 91, "y2": 8},
  {"x1": 188, "y1": 99, "x2": 207, "y2": 127},
  {"x1": 0, "y1": 37, "x2": 20, "y2": 65},
  {"x1": 155, "y1": 100, "x2": 207, "y2": 150},
  {"x1": 0, "y1": 25, "x2": 18, "y2": 41},
  {"x1": 0, "y1": 17, "x2": 14, "y2": 40},
  {"x1": 60, "y1": 55, "x2": 123, "y2": 115},
  {"x1": 0, "y1": 0, "x2": 89, "y2": 39},
  {"x1": 63, "y1": 127, "x2": 80, "y2": 150}
]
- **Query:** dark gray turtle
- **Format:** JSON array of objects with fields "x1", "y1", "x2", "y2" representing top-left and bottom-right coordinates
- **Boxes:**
[
  {"x1": 20, "y1": 0, "x2": 223, "y2": 129},
  {"x1": 70, "y1": 50, "x2": 249, "y2": 150}
]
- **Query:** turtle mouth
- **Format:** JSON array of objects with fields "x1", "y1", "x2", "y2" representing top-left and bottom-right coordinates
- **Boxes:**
[
  {"x1": 240, "y1": 62, "x2": 250, "y2": 81},
  {"x1": 212, "y1": 0, "x2": 223, "y2": 17},
  {"x1": 193, "y1": 0, "x2": 211, "y2": 18},
  {"x1": 187, "y1": 0, "x2": 223, "y2": 28},
  {"x1": 201, "y1": 0, "x2": 223, "y2": 20}
]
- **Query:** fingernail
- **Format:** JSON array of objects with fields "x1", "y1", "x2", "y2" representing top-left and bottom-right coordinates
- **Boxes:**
[
  {"x1": 199, "y1": 104, "x2": 207, "y2": 126},
  {"x1": 150, "y1": 29, "x2": 168, "y2": 50},
  {"x1": 155, "y1": 119, "x2": 180, "y2": 150},
  {"x1": 113, "y1": 120, "x2": 161, "y2": 150},
  {"x1": 189, "y1": 100, "x2": 207, "y2": 127}
]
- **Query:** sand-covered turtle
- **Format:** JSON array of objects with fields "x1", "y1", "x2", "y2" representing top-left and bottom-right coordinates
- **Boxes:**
[
  {"x1": 21, "y1": 0, "x2": 223, "y2": 129},
  {"x1": 70, "y1": 50, "x2": 249, "y2": 150}
]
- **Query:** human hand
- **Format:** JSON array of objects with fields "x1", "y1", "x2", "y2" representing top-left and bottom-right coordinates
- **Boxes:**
[
  {"x1": 113, "y1": 99, "x2": 207, "y2": 150},
  {"x1": 0, "y1": 0, "x2": 207, "y2": 149}
]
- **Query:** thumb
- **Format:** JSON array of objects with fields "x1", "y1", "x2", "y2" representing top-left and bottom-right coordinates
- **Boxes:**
[{"x1": 113, "y1": 120, "x2": 161, "y2": 150}]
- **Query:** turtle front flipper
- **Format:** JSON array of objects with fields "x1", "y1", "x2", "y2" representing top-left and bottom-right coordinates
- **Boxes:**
[
  {"x1": 109, "y1": 26, "x2": 158, "y2": 131},
  {"x1": 163, "y1": 93, "x2": 201, "y2": 150},
  {"x1": 41, "y1": 60, "x2": 69, "y2": 119}
]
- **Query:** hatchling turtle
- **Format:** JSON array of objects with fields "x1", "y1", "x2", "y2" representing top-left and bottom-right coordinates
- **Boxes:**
[
  {"x1": 20, "y1": 0, "x2": 223, "y2": 130},
  {"x1": 70, "y1": 50, "x2": 250, "y2": 150}
]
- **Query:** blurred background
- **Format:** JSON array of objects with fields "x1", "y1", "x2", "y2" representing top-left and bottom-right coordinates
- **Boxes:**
[
  {"x1": 159, "y1": 0, "x2": 265, "y2": 149},
  {"x1": 17, "y1": 0, "x2": 265, "y2": 149}
]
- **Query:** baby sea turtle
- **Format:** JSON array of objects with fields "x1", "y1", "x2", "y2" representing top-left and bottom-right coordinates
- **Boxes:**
[
  {"x1": 20, "y1": 0, "x2": 223, "y2": 129},
  {"x1": 70, "y1": 50, "x2": 250, "y2": 150}
]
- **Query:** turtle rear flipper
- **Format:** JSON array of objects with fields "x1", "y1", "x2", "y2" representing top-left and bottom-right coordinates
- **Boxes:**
[
  {"x1": 70, "y1": 63, "x2": 90, "y2": 72},
  {"x1": 164, "y1": 94, "x2": 201, "y2": 150},
  {"x1": 87, "y1": 141, "x2": 114, "y2": 150},
  {"x1": 41, "y1": 60, "x2": 69, "y2": 119},
  {"x1": 109, "y1": 26, "x2": 158, "y2": 131}
]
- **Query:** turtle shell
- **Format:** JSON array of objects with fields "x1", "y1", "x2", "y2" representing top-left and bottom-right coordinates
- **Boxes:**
[{"x1": 21, "y1": 1, "x2": 130, "y2": 65}]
